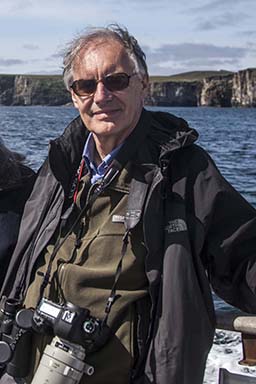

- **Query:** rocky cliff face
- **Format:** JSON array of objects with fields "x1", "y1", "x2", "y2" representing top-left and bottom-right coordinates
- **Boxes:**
[
  {"x1": 147, "y1": 69, "x2": 256, "y2": 107},
  {"x1": 200, "y1": 74, "x2": 234, "y2": 107},
  {"x1": 0, "y1": 75, "x2": 71, "y2": 106},
  {"x1": 0, "y1": 75, "x2": 15, "y2": 105},
  {"x1": 146, "y1": 81, "x2": 202, "y2": 106},
  {"x1": 231, "y1": 69, "x2": 256, "y2": 107},
  {"x1": 0, "y1": 69, "x2": 255, "y2": 107},
  {"x1": 13, "y1": 75, "x2": 71, "y2": 106}
]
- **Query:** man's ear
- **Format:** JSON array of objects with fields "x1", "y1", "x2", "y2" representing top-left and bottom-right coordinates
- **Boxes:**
[{"x1": 71, "y1": 90, "x2": 79, "y2": 109}]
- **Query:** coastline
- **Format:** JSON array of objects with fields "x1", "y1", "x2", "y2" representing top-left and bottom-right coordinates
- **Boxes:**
[{"x1": 0, "y1": 68, "x2": 255, "y2": 107}]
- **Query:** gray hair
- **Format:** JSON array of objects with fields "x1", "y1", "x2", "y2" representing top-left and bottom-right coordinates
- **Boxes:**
[{"x1": 62, "y1": 24, "x2": 148, "y2": 90}]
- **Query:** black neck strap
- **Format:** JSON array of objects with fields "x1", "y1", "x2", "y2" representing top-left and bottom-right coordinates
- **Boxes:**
[
  {"x1": 37, "y1": 161, "x2": 122, "y2": 305},
  {"x1": 103, "y1": 177, "x2": 149, "y2": 324}
]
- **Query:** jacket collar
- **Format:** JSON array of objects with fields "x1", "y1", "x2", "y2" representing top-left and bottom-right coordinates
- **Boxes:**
[
  {"x1": 47, "y1": 108, "x2": 198, "y2": 196},
  {"x1": 149, "y1": 110, "x2": 199, "y2": 160},
  {"x1": 47, "y1": 109, "x2": 152, "y2": 196}
]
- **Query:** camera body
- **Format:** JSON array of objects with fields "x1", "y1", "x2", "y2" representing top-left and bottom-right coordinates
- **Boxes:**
[
  {"x1": 33, "y1": 298, "x2": 111, "y2": 354},
  {"x1": 0, "y1": 297, "x2": 111, "y2": 380}
]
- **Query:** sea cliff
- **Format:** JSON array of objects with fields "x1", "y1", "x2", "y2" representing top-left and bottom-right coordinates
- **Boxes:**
[
  {"x1": 0, "y1": 75, "x2": 71, "y2": 106},
  {"x1": 146, "y1": 68, "x2": 256, "y2": 107},
  {"x1": 0, "y1": 69, "x2": 255, "y2": 107}
]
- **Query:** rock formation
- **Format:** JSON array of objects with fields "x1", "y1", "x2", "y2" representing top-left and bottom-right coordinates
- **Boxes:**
[
  {"x1": 147, "y1": 69, "x2": 255, "y2": 107},
  {"x1": 200, "y1": 74, "x2": 233, "y2": 107},
  {"x1": 231, "y1": 69, "x2": 256, "y2": 107},
  {"x1": 0, "y1": 69, "x2": 255, "y2": 107},
  {"x1": 0, "y1": 75, "x2": 15, "y2": 105},
  {"x1": 0, "y1": 75, "x2": 71, "y2": 106},
  {"x1": 146, "y1": 81, "x2": 202, "y2": 106}
]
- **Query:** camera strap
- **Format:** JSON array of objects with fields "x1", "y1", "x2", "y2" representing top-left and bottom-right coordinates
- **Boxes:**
[
  {"x1": 103, "y1": 177, "x2": 149, "y2": 324},
  {"x1": 38, "y1": 160, "x2": 122, "y2": 305}
]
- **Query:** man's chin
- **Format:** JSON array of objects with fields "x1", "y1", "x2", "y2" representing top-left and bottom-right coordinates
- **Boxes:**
[{"x1": 92, "y1": 122, "x2": 118, "y2": 136}]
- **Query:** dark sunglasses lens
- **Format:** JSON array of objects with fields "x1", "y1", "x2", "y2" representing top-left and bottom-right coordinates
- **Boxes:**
[
  {"x1": 104, "y1": 74, "x2": 129, "y2": 91},
  {"x1": 72, "y1": 79, "x2": 97, "y2": 96},
  {"x1": 71, "y1": 73, "x2": 131, "y2": 96}
]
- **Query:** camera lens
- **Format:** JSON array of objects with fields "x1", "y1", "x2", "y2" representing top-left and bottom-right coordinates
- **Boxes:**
[
  {"x1": 0, "y1": 341, "x2": 12, "y2": 364},
  {"x1": 83, "y1": 320, "x2": 96, "y2": 334},
  {"x1": 2, "y1": 299, "x2": 20, "y2": 316},
  {"x1": 31, "y1": 337, "x2": 94, "y2": 384}
]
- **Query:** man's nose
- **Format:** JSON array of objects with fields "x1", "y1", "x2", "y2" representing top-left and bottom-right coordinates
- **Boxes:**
[{"x1": 93, "y1": 81, "x2": 112, "y2": 103}]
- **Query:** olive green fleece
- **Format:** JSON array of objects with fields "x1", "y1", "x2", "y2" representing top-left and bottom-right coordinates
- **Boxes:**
[{"x1": 24, "y1": 162, "x2": 148, "y2": 383}]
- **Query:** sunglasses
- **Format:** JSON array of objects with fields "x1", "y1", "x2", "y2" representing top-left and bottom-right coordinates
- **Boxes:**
[{"x1": 70, "y1": 72, "x2": 137, "y2": 97}]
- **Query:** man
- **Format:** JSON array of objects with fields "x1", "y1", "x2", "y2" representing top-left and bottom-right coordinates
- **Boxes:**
[
  {"x1": 0, "y1": 139, "x2": 35, "y2": 381},
  {"x1": 0, "y1": 138, "x2": 35, "y2": 287},
  {"x1": 1, "y1": 24, "x2": 256, "y2": 384}
]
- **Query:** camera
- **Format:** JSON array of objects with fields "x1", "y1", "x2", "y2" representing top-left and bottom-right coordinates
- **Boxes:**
[
  {"x1": 32, "y1": 298, "x2": 111, "y2": 354},
  {"x1": 0, "y1": 297, "x2": 33, "y2": 378},
  {"x1": 0, "y1": 297, "x2": 111, "y2": 382}
]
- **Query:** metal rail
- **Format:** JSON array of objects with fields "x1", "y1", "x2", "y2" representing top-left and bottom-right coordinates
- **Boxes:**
[
  {"x1": 215, "y1": 309, "x2": 256, "y2": 382},
  {"x1": 216, "y1": 309, "x2": 256, "y2": 336}
]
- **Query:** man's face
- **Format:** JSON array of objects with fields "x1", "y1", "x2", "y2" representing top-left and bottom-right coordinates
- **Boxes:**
[{"x1": 71, "y1": 39, "x2": 148, "y2": 146}]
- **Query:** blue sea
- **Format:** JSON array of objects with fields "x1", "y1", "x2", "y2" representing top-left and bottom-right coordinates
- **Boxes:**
[
  {"x1": 0, "y1": 105, "x2": 256, "y2": 383},
  {"x1": 1, "y1": 105, "x2": 255, "y2": 208}
]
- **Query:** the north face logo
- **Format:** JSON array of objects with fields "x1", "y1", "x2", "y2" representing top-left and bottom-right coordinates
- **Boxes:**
[{"x1": 165, "y1": 219, "x2": 187, "y2": 233}]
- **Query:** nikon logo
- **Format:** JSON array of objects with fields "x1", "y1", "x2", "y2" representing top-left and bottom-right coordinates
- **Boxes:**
[
  {"x1": 62, "y1": 310, "x2": 76, "y2": 323},
  {"x1": 165, "y1": 219, "x2": 187, "y2": 233}
]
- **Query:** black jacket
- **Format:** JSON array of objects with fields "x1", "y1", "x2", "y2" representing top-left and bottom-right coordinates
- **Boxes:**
[
  {"x1": 0, "y1": 161, "x2": 35, "y2": 288},
  {"x1": 2, "y1": 109, "x2": 256, "y2": 384}
]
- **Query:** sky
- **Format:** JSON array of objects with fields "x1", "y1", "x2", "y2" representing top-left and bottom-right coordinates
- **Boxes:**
[{"x1": 0, "y1": 0, "x2": 255, "y2": 76}]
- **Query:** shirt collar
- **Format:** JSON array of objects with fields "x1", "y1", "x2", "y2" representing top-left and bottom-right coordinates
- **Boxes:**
[{"x1": 82, "y1": 132, "x2": 123, "y2": 184}]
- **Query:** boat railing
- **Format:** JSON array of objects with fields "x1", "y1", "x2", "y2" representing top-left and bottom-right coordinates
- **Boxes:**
[{"x1": 215, "y1": 309, "x2": 256, "y2": 383}]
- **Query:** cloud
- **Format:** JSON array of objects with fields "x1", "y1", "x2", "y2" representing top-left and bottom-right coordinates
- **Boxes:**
[
  {"x1": 143, "y1": 42, "x2": 253, "y2": 75},
  {"x1": 145, "y1": 43, "x2": 247, "y2": 62},
  {"x1": 114, "y1": 0, "x2": 168, "y2": 9},
  {"x1": 0, "y1": 0, "x2": 33, "y2": 14},
  {"x1": 190, "y1": 0, "x2": 256, "y2": 13},
  {"x1": 196, "y1": 12, "x2": 249, "y2": 31},
  {"x1": 0, "y1": 0, "x2": 115, "y2": 21},
  {"x1": 23, "y1": 44, "x2": 39, "y2": 50},
  {"x1": 0, "y1": 0, "x2": 169, "y2": 25},
  {"x1": 188, "y1": 0, "x2": 256, "y2": 33},
  {"x1": 48, "y1": 53, "x2": 62, "y2": 60},
  {"x1": 0, "y1": 0, "x2": 255, "y2": 75},
  {"x1": 241, "y1": 30, "x2": 256, "y2": 37},
  {"x1": 0, "y1": 58, "x2": 25, "y2": 67}
]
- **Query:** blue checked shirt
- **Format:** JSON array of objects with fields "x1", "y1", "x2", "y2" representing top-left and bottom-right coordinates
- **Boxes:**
[{"x1": 83, "y1": 132, "x2": 122, "y2": 184}]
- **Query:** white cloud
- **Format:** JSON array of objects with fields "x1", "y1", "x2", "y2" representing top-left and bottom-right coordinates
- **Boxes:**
[
  {"x1": 144, "y1": 42, "x2": 255, "y2": 75},
  {"x1": 145, "y1": 43, "x2": 248, "y2": 62},
  {"x1": 189, "y1": 0, "x2": 256, "y2": 12},
  {"x1": 0, "y1": 58, "x2": 25, "y2": 66},
  {"x1": 23, "y1": 44, "x2": 39, "y2": 50},
  {"x1": 196, "y1": 12, "x2": 250, "y2": 31},
  {"x1": 0, "y1": 0, "x2": 255, "y2": 75},
  {"x1": 0, "y1": 0, "x2": 116, "y2": 22}
]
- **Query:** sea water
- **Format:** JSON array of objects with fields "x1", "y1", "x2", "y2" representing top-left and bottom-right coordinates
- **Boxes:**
[{"x1": 0, "y1": 105, "x2": 256, "y2": 383}]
